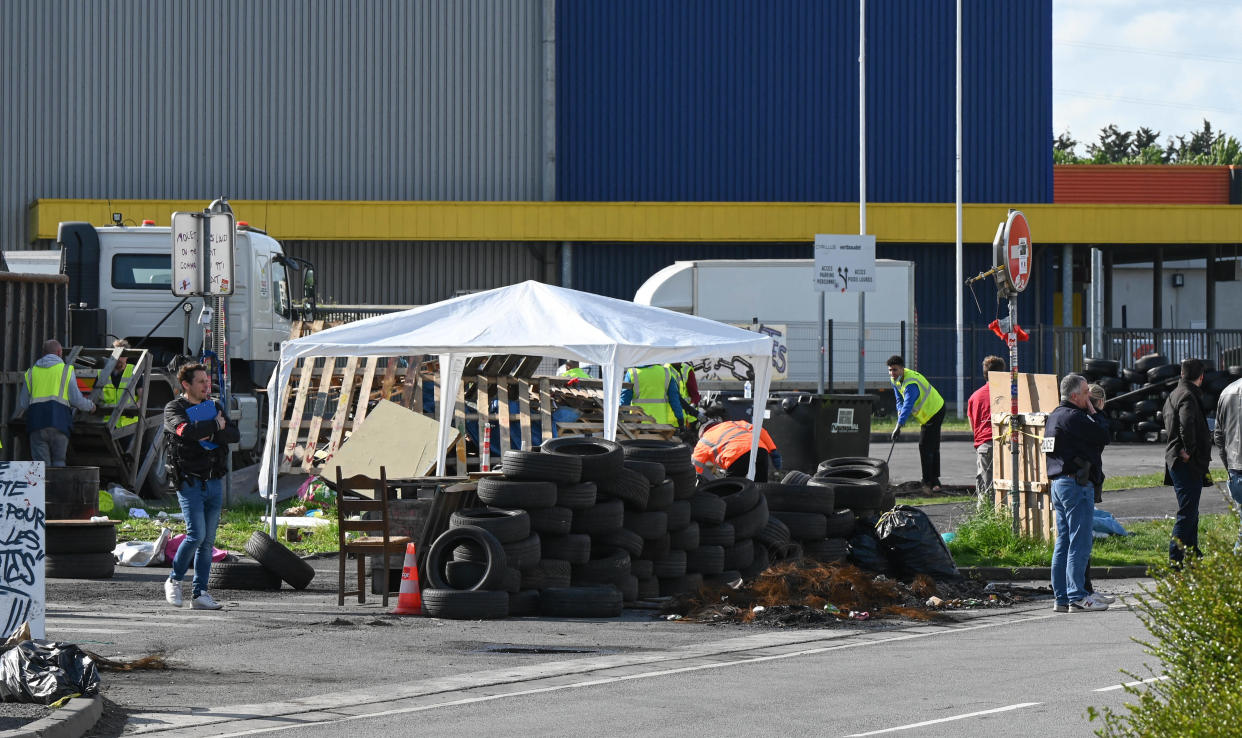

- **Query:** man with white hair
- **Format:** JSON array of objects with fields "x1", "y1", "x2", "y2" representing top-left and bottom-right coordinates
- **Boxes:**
[{"x1": 1043, "y1": 373, "x2": 1110, "y2": 613}]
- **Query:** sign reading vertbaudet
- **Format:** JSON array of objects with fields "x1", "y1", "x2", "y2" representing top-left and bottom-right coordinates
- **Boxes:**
[{"x1": 813, "y1": 234, "x2": 877, "y2": 293}]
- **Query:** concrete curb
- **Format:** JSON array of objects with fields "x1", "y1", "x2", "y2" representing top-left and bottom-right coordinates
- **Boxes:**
[
  {"x1": 958, "y1": 565, "x2": 1151, "y2": 581},
  {"x1": 0, "y1": 695, "x2": 102, "y2": 738}
]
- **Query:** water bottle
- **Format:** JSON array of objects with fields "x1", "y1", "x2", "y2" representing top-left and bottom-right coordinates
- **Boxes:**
[{"x1": 743, "y1": 380, "x2": 753, "y2": 399}]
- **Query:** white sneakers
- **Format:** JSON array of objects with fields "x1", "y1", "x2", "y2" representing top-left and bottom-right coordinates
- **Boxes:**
[
  {"x1": 164, "y1": 578, "x2": 183, "y2": 608},
  {"x1": 1089, "y1": 591, "x2": 1117, "y2": 605},
  {"x1": 191, "y1": 592, "x2": 223, "y2": 610},
  {"x1": 1070, "y1": 595, "x2": 1109, "y2": 612},
  {"x1": 165, "y1": 578, "x2": 223, "y2": 610}
]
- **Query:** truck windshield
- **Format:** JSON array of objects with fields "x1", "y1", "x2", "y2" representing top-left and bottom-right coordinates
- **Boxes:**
[
  {"x1": 272, "y1": 259, "x2": 291, "y2": 318},
  {"x1": 112, "y1": 254, "x2": 172, "y2": 289}
]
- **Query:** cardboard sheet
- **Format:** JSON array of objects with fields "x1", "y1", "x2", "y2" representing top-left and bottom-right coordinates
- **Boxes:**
[{"x1": 320, "y1": 400, "x2": 458, "y2": 490}]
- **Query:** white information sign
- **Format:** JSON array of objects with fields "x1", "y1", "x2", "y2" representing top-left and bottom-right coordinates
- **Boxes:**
[
  {"x1": 171, "y1": 212, "x2": 203, "y2": 297},
  {"x1": 813, "y1": 234, "x2": 877, "y2": 292},
  {"x1": 170, "y1": 212, "x2": 236, "y2": 296},
  {"x1": 206, "y1": 213, "x2": 236, "y2": 295},
  {"x1": 0, "y1": 462, "x2": 45, "y2": 639}
]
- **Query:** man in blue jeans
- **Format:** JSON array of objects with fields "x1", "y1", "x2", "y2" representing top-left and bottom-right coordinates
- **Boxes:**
[
  {"x1": 1213, "y1": 370, "x2": 1242, "y2": 554},
  {"x1": 162, "y1": 362, "x2": 239, "y2": 610},
  {"x1": 1044, "y1": 373, "x2": 1111, "y2": 613}
]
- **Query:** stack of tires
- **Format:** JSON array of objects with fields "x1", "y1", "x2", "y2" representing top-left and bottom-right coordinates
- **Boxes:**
[
  {"x1": 1089, "y1": 354, "x2": 1240, "y2": 442},
  {"x1": 617, "y1": 440, "x2": 702, "y2": 598},
  {"x1": 210, "y1": 530, "x2": 315, "y2": 591},
  {"x1": 422, "y1": 438, "x2": 629, "y2": 619},
  {"x1": 763, "y1": 473, "x2": 852, "y2": 565},
  {"x1": 421, "y1": 519, "x2": 524, "y2": 619},
  {"x1": 691, "y1": 478, "x2": 771, "y2": 586},
  {"x1": 46, "y1": 520, "x2": 117, "y2": 580}
]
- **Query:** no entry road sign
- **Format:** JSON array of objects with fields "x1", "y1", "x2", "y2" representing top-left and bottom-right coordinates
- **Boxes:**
[{"x1": 993, "y1": 210, "x2": 1032, "y2": 296}]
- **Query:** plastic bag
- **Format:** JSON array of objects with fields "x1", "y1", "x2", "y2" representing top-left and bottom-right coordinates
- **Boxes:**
[
  {"x1": 164, "y1": 534, "x2": 228, "y2": 563},
  {"x1": 296, "y1": 476, "x2": 336, "y2": 508},
  {"x1": 875, "y1": 505, "x2": 961, "y2": 580},
  {"x1": 0, "y1": 640, "x2": 100, "y2": 704},
  {"x1": 1093, "y1": 509, "x2": 1128, "y2": 537},
  {"x1": 108, "y1": 484, "x2": 145, "y2": 512},
  {"x1": 114, "y1": 528, "x2": 171, "y2": 567},
  {"x1": 847, "y1": 530, "x2": 895, "y2": 575}
]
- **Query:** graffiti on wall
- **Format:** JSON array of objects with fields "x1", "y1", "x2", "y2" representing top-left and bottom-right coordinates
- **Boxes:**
[{"x1": 692, "y1": 323, "x2": 788, "y2": 382}]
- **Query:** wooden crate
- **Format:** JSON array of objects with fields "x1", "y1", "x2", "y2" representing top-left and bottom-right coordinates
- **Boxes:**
[{"x1": 988, "y1": 371, "x2": 1058, "y2": 541}]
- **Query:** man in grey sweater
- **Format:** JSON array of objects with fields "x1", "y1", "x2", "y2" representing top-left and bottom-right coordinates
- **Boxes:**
[{"x1": 1213, "y1": 374, "x2": 1242, "y2": 555}]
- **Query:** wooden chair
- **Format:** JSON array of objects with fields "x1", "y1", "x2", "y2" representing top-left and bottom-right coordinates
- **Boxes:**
[{"x1": 334, "y1": 466, "x2": 412, "y2": 606}]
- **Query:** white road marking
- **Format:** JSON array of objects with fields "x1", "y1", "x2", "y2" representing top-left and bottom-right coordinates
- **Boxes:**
[
  {"x1": 843, "y1": 703, "x2": 1042, "y2": 736},
  {"x1": 129, "y1": 611, "x2": 1057, "y2": 736},
  {"x1": 46, "y1": 627, "x2": 133, "y2": 635},
  {"x1": 1094, "y1": 675, "x2": 1168, "y2": 692}
]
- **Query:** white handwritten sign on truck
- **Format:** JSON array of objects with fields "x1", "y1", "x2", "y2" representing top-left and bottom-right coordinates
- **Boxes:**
[
  {"x1": 171, "y1": 212, "x2": 236, "y2": 296},
  {"x1": 813, "y1": 234, "x2": 877, "y2": 293},
  {"x1": 0, "y1": 462, "x2": 45, "y2": 639}
]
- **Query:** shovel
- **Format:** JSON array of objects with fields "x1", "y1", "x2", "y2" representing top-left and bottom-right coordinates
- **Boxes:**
[{"x1": 884, "y1": 432, "x2": 898, "y2": 465}]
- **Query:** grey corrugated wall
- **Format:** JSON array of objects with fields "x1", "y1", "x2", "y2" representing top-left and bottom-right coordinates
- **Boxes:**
[
  {"x1": 0, "y1": 0, "x2": 544, "y2": 249},
  {"x1": 283, "y1": 241, "x2": 557, "y2": 306}
]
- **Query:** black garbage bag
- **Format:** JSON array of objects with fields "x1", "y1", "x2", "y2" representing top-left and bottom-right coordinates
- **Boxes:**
[
  {"x1": 875, "y1": 505, "x2": 961, "y2": 580},
  {"x1": 847, "y1": 529, "x2": 896, "y2": 575},
  {"x1": 0, "y1": 640, "x2": 100, "y2": 704}
]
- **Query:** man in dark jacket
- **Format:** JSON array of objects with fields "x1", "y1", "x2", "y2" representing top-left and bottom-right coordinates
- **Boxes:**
[
  {"x1": 1163, "y1": 357, "x2": 1212, "y2": 565},
  {"x1": 1044, "y1": 373, "x2": 1111, "y2": 613},
  {"x1": 162, "y1": 362, "x2": 240, "y2": 610}
]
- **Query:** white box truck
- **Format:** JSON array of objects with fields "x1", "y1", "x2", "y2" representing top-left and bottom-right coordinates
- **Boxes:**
[
  {"x1": 5, "y1": 214, "x2": 317, "y2": 493},
  {"x1": 634, "y1": 259, "x2": 916, "y2": 389}
]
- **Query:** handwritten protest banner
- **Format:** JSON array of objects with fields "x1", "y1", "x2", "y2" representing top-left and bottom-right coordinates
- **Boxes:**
[{"x1": 0, "y1": 462, "x2": 45, "y2": 639}]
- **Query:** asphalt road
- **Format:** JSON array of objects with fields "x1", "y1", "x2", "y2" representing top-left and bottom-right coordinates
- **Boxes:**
[{"x1": 49, "y1": 561, "x2": 1158, "y2": 738}]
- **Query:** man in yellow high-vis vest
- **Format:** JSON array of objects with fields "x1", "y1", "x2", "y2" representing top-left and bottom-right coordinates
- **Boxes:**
[
  {"x1": 17, "y1": 339, "x2": 96, "y2": 466},
  {"x1": 887, "y1": 354, "x2": 946, "y2": 492},
  {"x1": 621, "y1": 364, "x2": 684, "y2": 429},
  {"x1": 100, "y1": 340, "x2": 139, "y2": 428}
]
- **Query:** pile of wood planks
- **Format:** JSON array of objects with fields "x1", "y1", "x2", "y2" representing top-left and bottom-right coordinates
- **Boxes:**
[{"x1": 278, "y1": 355, "x2": 677, "y2": 475}]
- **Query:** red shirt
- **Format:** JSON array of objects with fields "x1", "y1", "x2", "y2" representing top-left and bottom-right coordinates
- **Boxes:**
[{"x1": 966, "y1": 383, "x2": 993, "y2": 448}]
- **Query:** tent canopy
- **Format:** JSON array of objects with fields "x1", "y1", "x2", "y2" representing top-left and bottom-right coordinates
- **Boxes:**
[{"x1": 259, "y1": 281, "x2": 774, "y2": 500}]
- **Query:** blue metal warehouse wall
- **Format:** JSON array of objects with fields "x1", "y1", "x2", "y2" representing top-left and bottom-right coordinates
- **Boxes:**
[{"x1": 556, "y1": 0, "x2": 1052, "y2": 203}]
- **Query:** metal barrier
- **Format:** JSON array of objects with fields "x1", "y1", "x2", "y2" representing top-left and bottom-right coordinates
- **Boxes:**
[{"x1": 1, "y1": 272, "x2": 69, "y2": 456}]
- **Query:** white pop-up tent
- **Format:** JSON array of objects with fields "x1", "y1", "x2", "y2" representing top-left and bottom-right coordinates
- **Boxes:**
[{"x1": 258, "y1": 281, "x2": 774, "y2": 506}]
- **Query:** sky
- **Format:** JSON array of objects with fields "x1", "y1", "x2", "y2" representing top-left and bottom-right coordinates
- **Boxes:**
[{"x1": 1053, "y1": 0, "x2": 1242, "y2": 156}]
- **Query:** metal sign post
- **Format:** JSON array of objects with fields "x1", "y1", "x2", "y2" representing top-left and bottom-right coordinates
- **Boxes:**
[
  {"x1": 171, "y1": 200, "x2": 237, "y2": 501},
  {"x1": 993, "y1": 210, "x2": 1032, "y2": 535}
]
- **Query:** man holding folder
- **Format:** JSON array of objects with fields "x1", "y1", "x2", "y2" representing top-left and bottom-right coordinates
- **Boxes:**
[{"x1": 162, "y1": 362, "x2": 239, "y2": 610}]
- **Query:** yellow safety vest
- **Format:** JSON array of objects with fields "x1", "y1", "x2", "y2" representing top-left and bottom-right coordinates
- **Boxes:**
[
  {"x1": 627, "y1": 365, "x2": 676, "y2": 425},
  {"x1": 665, "y1": 363, "x2": 697, "y2": 422},
  {"x1": 101, "y1": 364, "x2": 138, "y2": 427},
  {"x1": 892, "y1": 368, "x2": 945, "y2": 426},
  {"x1": 561, "y1": 367, "x2": 590, "y2": 380},
  {"x1": 24, "y1": 363, "x2": 76, "y2": 434}
]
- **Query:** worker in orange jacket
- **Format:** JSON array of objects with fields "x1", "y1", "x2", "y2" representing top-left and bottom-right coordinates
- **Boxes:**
[{"x1": 692, "y1": 418, "x2": 780, "y2": 481}]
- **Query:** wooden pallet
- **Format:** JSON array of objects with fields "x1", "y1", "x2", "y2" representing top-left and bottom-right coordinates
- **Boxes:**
[
  {"x1": 989, "y1": 371, "x2": 1058, "y2": 541},
  {"x1": 278, "y1": 355, "x2": 644, "y2": 474}
]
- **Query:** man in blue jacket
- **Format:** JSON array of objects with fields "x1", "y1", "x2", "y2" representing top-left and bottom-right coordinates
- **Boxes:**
[{"x1": 1044, "y1": 373, "x2": 1111, "y2": 613}]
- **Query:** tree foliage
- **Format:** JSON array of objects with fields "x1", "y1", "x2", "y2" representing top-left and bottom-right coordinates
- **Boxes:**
[
  {"x1": 1056, "y1": 120, "x2": 1242, "y2": 165},
  {"x1": 1089, "y1": 522, "x2": 1242, "y2": 736}
]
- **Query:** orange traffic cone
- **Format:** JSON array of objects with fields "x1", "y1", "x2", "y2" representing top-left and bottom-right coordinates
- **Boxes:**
[{"x1": 390, "y1": 542, "x2": 422, "y2": 615}]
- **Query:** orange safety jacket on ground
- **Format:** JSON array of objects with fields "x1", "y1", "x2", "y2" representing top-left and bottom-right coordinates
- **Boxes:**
[{"x1": 692, "y1": 420, "x2": 776, "y2": 474}]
